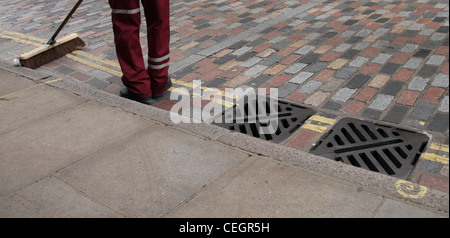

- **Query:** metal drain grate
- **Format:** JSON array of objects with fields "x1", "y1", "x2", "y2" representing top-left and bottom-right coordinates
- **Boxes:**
[
  {"x1": 310, "y1": 118, "x2": 429, "y2": 179},
  {"x1": 214, "y1": 96, "x2": 315, "y2": 143}
]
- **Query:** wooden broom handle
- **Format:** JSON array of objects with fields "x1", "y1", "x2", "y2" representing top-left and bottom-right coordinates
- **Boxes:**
[{"x1": 48, "y1": 0, "x2": 84, "y2": 45}]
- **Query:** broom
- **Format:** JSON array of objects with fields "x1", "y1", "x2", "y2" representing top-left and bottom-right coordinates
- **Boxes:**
[{"x1": 17, "y1": 0, "x2": 85, "y2": 69}]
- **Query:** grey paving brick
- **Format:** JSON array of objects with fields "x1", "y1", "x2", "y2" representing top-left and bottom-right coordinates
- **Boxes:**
[
  {"x1": 334, "y1": 43, "x2": 352, "y2": 52},
  {"x1": 372, "y1": 53, "x2": 392, "y2": 64},
  {"x1": 295, "y1": 45, "x2": 316, "y2": 55},
  {"x1": 414, "y1": 49, "x2": 432, "y2": 58},
  {"x1": 369, "y1": 94, "x2": 394, "y2": 110},
  {"x1": 381, "y1": 44, "x2": 400, "y2": 54},
  {"x1": 431, "y1": 32, "x2": 447, "y2": 41},
  {"x1": 278, "y1": 82, "x2": 299, "y2": 98},
  {"x1": 381, "y1": 81, "x2": 404, "y2": 96},
  {"x1": 404, "y1": 58, "x2": 423, "y2": 69},
  {"x1": 431, "y1": 73, "x2": 449, "y2": 88},
  {"x1": 331, "y1": 88, "x2": 357, "y2": 102},
  {"x1": 240, "y1": 57, "x2": 263, "y2": 68},
  {"x1": 246, "y1": 74, "x2": 270, "y2": 88},
  {"x1": 231, "y1": 46, "x2": 252, "y2": 56},
  {"x1": 372, "y1": 40, "x2": 390, "y2": 49},
  {"x1": 86, "y1": 78, "x2": 110, "y2": 90},
  {"x1": 373, "y1": 28, "x2": 389, "y2": 36},
  {"x1": 349, "y1": 56, "x2": 369, "y2": 67},
  {"x1": 303, "y1": 32, "x2": 321, "y2": 41},
  {"x1": 346, "y1": 74, "x2": 370, "y2": 89},
  {"x1": 423, "y1": 41, "x2": 441, "y2": 50},
  {"x1": 268, "y1": 36, "x2": 287, "y2": 44},
  {"x1": 421, "y1": 160, "x2": 441, "y2": 174},
  {"x1": 426, "y1": 55, "x2": 446, "y2": 65},
  {"x1": 410, "y1": 102, "x2": 437, "y2": 121},
  {"x1": 439, "y1": 96, "x2": 449, "y2": 113},
  {"x1": 362, "y1": 108, "x2": 382, "y2": 120},
  {"x1": 380, "y1": 63, "x2": 401, "y2": 74},
  {"x1": 236, "y1": 52, "x2": 257, "y2": 62},
  {"x1": 303, "y1": 62, "x2": 327, "y2": 73},
  {"x1": 383, "y1": 105, "x2": 409, "y2": 124},
  {"x1": 408, "y1": 77, "x2": 430, "y2": 91},
  {"x1": 284, "y1": 63, "x2": 307, "y2": 74},
  {"x1": 419, "y1": 28, "x2": 435, "y2": 36},
  {"x1": 106, "y1": 76, "x2": 124, "y2": 86},
  {"x1": 297, "y1": 80, "x2": 323, "y2": 94},
  {"x1": 418, "y1": 65, "x2": 439, "y2": 77},
  {"x1": 340, "y1": 30, "x2": 356, "y2": 38},
  {"x1": 299, "y1": 53, "x2": 320, "y2": 64},
  {"x1": 408, "y1": 23, "x2": 424, "y2": 31},
  {"x1": 341, "y1": 49, "x2": 361, "y2": 59},
  {"x1": 428, "y1": 113, "x2": 449, "y2": 132},
  {"x1": 244, "y1": 64, "x2": 267, "y2": 77},
  {"x1": 356, "y1": 29, "x2": 372, "y2": 37},
  {"x1": 289, "y1": 72, "x2": 314, "y2": 84},
  {"x1": 260, "y1": 55, "x2": 283, "y2": 67},
  {"x1": 353, "y1": 42, "x2": 371, "y2": 50},
  {"x1": 214, "y1": 54, "x2": 235, "y2": 65},
  {"x1": 323, "y1": 101, "x2": 342, "y2": 111},
  {"x1": 334, "y1": 66, "x2": 358, "y2": 79},
  {"x1": 87, "y1": 70, "x2": 112, "y2": 79},
  {"x1": 55, "y1": 66, "x2": 75, "y2": 75}
]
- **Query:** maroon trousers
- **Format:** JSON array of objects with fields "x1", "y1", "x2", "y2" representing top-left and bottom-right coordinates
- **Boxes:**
[{"x1": 109, "y1": 0, "x2": 170, "y2": 98}]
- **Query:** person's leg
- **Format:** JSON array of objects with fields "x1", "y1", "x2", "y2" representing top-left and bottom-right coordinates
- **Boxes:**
[
  {"x1": 142, "y1": 0, "x2": 171, "y2": 97},
  {"x1": 109, "y1": 0, "x2": 152, "y2": 98}
]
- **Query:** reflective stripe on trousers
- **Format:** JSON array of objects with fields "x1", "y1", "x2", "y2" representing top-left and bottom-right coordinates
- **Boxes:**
[{"x1": 109, "y1": 0, "x2": 170, "y2": 98}]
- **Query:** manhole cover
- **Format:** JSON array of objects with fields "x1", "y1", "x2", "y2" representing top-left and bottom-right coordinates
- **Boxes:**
[
  {"x1": 214, "y1": 96, "x2": 315, "y2": 143},
  {"x1": 310, "y1": 118, "x2": 429, "y2": 179}
]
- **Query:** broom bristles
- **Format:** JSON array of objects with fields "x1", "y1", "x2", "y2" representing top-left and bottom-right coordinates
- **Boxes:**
[{"x1": 19, "y1": 36, "x2": 85, "y2": 69}]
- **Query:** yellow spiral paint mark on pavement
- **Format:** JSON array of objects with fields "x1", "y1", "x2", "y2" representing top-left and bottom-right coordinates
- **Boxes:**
[{"x1": 395, "y1": 180, "x2": 428, "y2": 199}]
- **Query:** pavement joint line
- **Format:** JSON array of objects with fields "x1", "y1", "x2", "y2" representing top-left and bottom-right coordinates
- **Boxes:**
[{"x1": 0, "y1": 77, "x2": 62, "y2": 99}]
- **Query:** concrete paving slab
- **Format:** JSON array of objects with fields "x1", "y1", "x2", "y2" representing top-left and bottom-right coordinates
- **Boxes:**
[
  {"x1": 166, "y1": 156, "x2": 384, "y2": 218},
  {"x1": 0, "y1": 70, "x2": 36, "y2": 96},
  {"x1": 0, "y1": 177, "x2": 121, "y2": 218},
  {"x1": 0, "y1": 83, "x2": 86, "y2": 133},
  {"x1": 0, "y1": 101, "x2": 151, "y2": 197},
  {"x1": 55, "y1": 125, "x2": 249, "y2": 218}
]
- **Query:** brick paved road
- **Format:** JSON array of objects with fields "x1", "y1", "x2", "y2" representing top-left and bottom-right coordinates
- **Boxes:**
[{"x1": 0, "y1": 0, "x2": 448, "y2": 192}]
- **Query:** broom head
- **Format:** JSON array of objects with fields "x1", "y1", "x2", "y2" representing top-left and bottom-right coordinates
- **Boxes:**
[{"x1": 19, "y1": 33, "x2": 85, "y2": 69}]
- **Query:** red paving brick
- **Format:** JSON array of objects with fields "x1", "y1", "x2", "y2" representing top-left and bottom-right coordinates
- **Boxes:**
[
  {"x1": 419, "y1": 174, "x2": 449, "y2": 193},
  {"x1": 285, "y1": 129, "x2": 320, "y2": 151},
  {"x1": 393, "y1": 68, "x2": 415, "y2": 82},
  {"x1": 423, "y1": 87, "x2": 446, "y2": 103},
  {"x1": 397, "y1": 90, "x2": 421, "y2": 106}
]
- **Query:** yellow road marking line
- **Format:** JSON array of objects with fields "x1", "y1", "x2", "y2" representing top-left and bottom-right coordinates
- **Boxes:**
[
  {"x1": 65, "y1": 54, "x2": 122, "y2": 77},
  {"x1": 3, "y1": 30, "x2": 46, "y2": 43},
  {"x1": 72, "y1": 50, "x2": 121, "y2": 68},
  {"x1": 421, "y1": 153, "x2": 449, "y2": 165},
  {"x1": 301, "y1": 124, "x2": 328, "y2": 133},
  {"x1": 430, "y1": 142, "x2": 449, "y2": 153},
  {"x1": 0, "y1": 34, "x2": 42, "y2": 47},
  {"x1": 309, "y1": 115, "x2": 336, "y2": 125}
]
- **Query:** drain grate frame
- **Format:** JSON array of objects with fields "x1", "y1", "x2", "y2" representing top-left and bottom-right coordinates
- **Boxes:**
[
  {"x1": 310, "y1": 118, "x2": 430, "y2": 179},
  {"x1": 213, "y1": 96, "x2": 315, "y2": 144}
]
